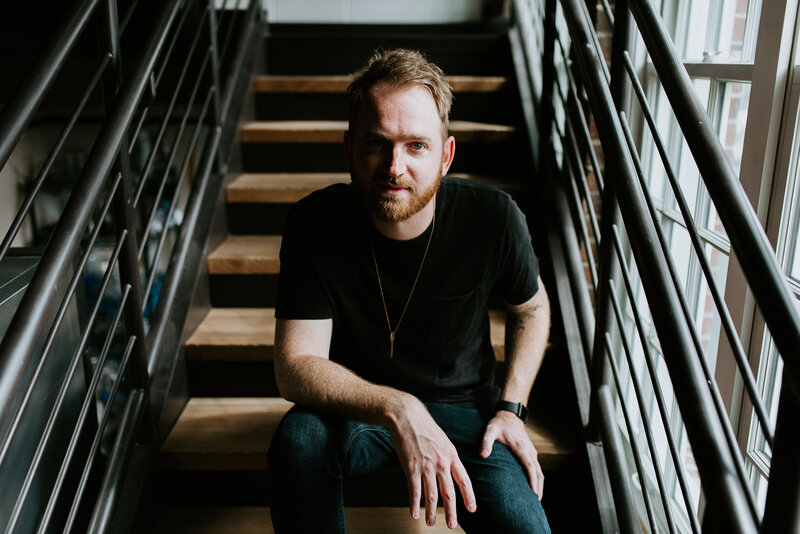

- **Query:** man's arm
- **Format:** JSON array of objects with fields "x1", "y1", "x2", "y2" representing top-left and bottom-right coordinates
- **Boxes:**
[
  {"x1": 480, "y1": 276, "x2": 550, "y2": 499},
  {"x1": 274, "y1": 318, "x2": 477, "y2": 528}
]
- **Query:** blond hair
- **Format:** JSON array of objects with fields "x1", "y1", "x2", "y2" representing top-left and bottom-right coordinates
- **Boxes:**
[{"x1": 347, "y1": 49, "x2": 453, "y2": 139}]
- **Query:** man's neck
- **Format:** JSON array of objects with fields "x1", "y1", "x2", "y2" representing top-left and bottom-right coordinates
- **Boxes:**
[{"x1": 371, "y1": 200, "x2": 435, "y2": 241}]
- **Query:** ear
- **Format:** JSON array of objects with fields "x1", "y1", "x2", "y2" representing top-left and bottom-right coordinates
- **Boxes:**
[
  {"x1": 440, "y1": 135, "x2": 455, "y2": 176},
  {"x1": 343, "y1": 130, "x2": 352, "y2": 170}
]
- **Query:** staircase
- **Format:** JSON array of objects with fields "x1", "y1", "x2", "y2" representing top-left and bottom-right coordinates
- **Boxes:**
[{"x1": 151, "y1": 23, "x2": 596, "y2": 533}]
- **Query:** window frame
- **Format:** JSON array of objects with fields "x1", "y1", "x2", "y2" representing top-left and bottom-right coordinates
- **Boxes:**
[{"x1": 613, "y1": 0, "x2": 800, "y2": 528}]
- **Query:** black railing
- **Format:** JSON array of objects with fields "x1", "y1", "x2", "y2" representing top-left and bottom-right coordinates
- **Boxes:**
[
  {"x1": 0, "y1": 0, "x2": 262, "y2": 531},
  {"x1": 511, "y1": 0, "x2": 800, "y2": 532}
]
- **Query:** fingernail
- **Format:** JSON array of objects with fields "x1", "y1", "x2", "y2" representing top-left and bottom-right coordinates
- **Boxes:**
[
  {"x1": 449, "y1": 520, "x2": 456, "y2": 528},
  {"x1": 469, "y1": 503, "x2": 477, "y2": 512}
]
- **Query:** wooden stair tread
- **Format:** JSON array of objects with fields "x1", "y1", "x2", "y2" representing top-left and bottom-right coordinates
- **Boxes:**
[
  {"x1": 226, "y1": 173, "x2": 351, "y2": 203},
  {"x1": 207, "y1": 235, "x2": 281, "y2": 275},
  {"x1": 186, "y1": 308, "x2": 276, "y2": 361},
  {"x1": 254, "y1": 74, "x2": 507, "y2": 93},
  {"x1": 186, "y1": 308, "x2": 506, "y2": 362},
  {"x1": 155, "y1": 506, "x2": 465, "y2": 533},
  {"x1": 160, "y1": 398, "x2": 575, "y2": 471},
  {"x1": 240, "y1": 120, "x2": 516, "y2": 143},
  {"x1": 160, "y1": 398, "x2": 291, "y2": 470}
]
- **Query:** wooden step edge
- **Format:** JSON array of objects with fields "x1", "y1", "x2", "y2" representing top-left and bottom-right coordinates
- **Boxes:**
[
  {"x1": 253, "y1": 74, "x2": 507, "y2": 93},
  {"x1": 207, "y1": 235, "x2": 281, "y2": 275},
  {"x1": 186, "y1": 308, "x2": 276, "y2": 361},
  {"x1": 186, "y1": 309, "x2": 507, "y2": 362},
  {"x1": 226, "y1": 173, "x2": 351, "y2": 203},
  {"x1": 240, "y1": 120, "x2": 516, "y2": 144},
  {"x1": 155, "y1": 506, "x2": 465, "y2": 533},
  {"x1": 160, "y1": 398, "x2": 576, "y2": 472}
]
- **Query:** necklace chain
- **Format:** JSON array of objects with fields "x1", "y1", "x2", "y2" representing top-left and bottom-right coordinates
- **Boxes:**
[{"x1": 370, "y1": 202, "x2": 436, "y2": 359}]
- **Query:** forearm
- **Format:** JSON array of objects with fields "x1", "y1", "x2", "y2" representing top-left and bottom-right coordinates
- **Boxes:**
[
  {"x1": 275, "y1": 352, "x2": 419, "y2": 427},
  {"x1": 501, "y1": 280, "x2": 550, "y2": 403},
  {"x1": 273, "y1": 317, "x2": 422, "y2": 429}
]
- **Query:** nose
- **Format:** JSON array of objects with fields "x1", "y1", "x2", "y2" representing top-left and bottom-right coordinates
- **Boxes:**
[{"x1": 386, "y1": 145, "x2": 406, "y2": 178}]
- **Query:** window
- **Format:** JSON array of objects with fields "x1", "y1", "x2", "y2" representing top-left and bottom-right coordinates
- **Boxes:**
[{"x1": 607, "y1": 0, "x2": 800, "y2": 530}]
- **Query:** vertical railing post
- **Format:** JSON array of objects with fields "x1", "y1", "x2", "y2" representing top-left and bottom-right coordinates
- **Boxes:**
[
  {"x1": 98, "y1": 0, "x2": 153, "y2": 442},
  {"x1": 206, "y1": 0, "x2": 225, "y2": 172},
  {"x1": 582, "y1": 2, "x2": 639, "y2": 531}
]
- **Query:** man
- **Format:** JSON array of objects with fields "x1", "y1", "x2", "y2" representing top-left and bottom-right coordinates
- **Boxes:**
[{"x1": 268, "y1": 49, "x2": 551, "y2": 533}]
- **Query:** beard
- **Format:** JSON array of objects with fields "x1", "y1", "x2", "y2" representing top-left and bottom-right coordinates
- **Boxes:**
[{"x1": 363, "y1": 171, "x2": 442, "y2": 223}]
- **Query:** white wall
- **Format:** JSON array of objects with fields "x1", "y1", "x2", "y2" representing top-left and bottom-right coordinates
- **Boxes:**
[{"x1": 262, "y1": 0, "x2": 484, "y2": 24}]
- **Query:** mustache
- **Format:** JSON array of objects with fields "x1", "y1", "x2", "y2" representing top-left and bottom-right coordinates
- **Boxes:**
[{"x1": 375, "y1": 175, "x2": 414, "y2": 189}]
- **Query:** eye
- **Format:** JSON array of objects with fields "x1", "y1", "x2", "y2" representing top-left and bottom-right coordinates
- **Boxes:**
[
  {"x1": 409, "y1": 142, "x2": 426, "y2": 151},
  {"x1": 364, "y1": 137, "x2": 384, "y2": 149}
]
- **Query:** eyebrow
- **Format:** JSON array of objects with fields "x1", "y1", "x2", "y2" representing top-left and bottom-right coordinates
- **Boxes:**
[{"x1": 362, "y1": 130, "x2": 434, "y2": 144}]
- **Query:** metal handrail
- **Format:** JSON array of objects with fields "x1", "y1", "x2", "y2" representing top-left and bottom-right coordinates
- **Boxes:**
[
  {"x1": 627, "y1": 0, "x2": 800, "y2": 385},
  {"x1": 518, "y1": 0, "x2": 800, "y2": 530},
  {"x1": 0, "y1": 0, "x2": 262, "y2": 531},
  {"x1": 0, "y1": 0, "x2": 102, "y2": 170}
]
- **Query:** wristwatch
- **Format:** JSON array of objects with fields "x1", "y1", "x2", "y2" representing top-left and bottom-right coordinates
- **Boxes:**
[{"x1": 495, "y1": 400, "x2": 528, "y2": 423}]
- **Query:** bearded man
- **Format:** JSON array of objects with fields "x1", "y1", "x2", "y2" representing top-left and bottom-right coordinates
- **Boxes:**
[{"x1": 268, "y1": 48, "x2": 551, "y2": 533}]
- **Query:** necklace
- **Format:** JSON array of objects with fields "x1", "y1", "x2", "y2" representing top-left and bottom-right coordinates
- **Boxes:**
[{"x1": 370, "y1": 201, "x2": 436, "y2": 359}]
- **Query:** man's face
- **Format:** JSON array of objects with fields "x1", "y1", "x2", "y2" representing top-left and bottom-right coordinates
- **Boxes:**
[{"x1": 346, "y1": 83, "x2": 455, "y2": 223}]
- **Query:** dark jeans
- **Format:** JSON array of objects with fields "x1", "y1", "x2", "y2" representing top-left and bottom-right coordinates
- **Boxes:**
[{"x1": 267, "y1": 402, "x2": 550, "y2": 533}]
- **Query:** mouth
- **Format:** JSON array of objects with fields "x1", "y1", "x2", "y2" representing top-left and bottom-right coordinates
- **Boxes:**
[{"x1": 376, "y1": 181, "x2": 411, "y2": 195}]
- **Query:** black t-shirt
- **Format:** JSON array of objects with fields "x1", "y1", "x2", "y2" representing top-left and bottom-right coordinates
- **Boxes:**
[{"x1": 276, "y1": 177, "x2": 539, "y2": 409}]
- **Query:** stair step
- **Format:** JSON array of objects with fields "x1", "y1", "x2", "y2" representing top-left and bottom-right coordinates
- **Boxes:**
[
  {"x1": 160, "y1": 397, "x2": 575, "y2": 472},
  {"x1": 207, "y1": 236, "x2": 281, "y2": 275},
  {"x1": 240, "y1": 120, "x2": 516, "y2": 144},
  {"x1": 186, "y1": 308, "x2": 277, "y2": 361},
  {"x1": 225, "y1": 173, "x2": 527, "y2": 205},
  {"x1": 226, "y1": 173, "x2": 350, "y2": 203},
  {"x1": 186, "y1": 308, "x2": 507, "y2": 362},
  {"x1": 155, "y1": 506, "x2": 465, "y2": 533},
  {"x1": 253, "y1": 74, "x2": 508, "y2": 93}
]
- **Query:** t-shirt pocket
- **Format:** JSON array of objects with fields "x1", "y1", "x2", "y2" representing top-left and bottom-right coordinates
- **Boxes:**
[{"x1": 426, "y1": 286, "x2": 484, "y2": 359}]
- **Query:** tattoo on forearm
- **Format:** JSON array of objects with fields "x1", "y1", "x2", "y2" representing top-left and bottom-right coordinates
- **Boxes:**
[{"x1": 511, "y1": 304, "x2": 544, "y2": 334}]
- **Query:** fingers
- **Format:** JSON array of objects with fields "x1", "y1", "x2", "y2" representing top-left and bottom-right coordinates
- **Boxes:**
[
  {"x1": 423, "y1": 465, "x2": 438, "y2": 526},
  {"x1": 512, "y1": 439, "x2": 544, "y2": 501},
  {"x1": 521, "y1": 452, "x2": 545, "y2": 500},
  {"x1": 480, "y1": 424, "x2": 497, "y2": 458},
  {"x1": 438, "y1": 467, "x2": 458, "y2": 529},
  {"x1": 451, "y1": 460, "x2": 477, "y2": 514},
  {"x1": 407, "y1": 461, "x2": 422, "y2": 519}
]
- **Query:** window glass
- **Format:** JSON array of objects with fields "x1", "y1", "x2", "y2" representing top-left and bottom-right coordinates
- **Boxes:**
[{"x1": 677, "y1": 0, "x2": 761, "y2": 62}]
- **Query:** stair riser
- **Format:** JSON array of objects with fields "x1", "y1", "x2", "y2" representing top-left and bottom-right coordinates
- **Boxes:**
[
  {"x1": 254, "y1": 93, "x2": 519, "y2": 124},
  {"x1": 209, "y1": 275, "x2": 278, "y2": 307},
  {"x1": 241, "y1": 141, "x2": 529, "y2": 174},
  {"x1": 186, "y1": 360, "x2": 509, "y2": 398},
  {"x1": 187, "y1": 362, "x2": 279, "y2": 397},
  {"x1": 265, "y1": 35, "x2": 513, "y2": 76},
  {"x1": 227, "y1": 203, "x2": 292, "y2": 235}
]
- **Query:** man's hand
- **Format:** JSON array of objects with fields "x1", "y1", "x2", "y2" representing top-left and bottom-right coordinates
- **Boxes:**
[
  {"x1": 389, "y1": 399, "x2": 477, "y2": 529},
  {"x1": 480, "y1": 410, "x2": 544, "y2": 499}
]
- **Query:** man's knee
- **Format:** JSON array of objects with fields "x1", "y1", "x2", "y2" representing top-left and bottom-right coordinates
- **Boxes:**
[
  {"x1": 460, "y1": 443, "x2": 550, "y2": 533},
  {"x1": 268, "y1": 406, "x2": 336, "y2": 470}
]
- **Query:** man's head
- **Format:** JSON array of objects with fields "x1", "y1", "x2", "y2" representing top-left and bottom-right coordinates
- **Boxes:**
[
  {"x1": 345, "y1": 49, "x2": 456, "y2": 224},
  {"x1": 347, "y1": 49, "x2": 453, "y2": 140}
]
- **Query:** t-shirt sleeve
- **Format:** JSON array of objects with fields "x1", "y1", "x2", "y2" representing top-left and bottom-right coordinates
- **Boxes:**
[
  {"x1": 494, "y1": 198, "x2": 539, "y2": 305},
  {"x1": 275, "y1": 202, "x2": 334, "y2": 319}
]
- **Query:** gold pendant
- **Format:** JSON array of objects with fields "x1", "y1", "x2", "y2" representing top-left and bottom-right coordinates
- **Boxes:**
[{"x1": 389, "y1": 331, "x2": 395, "y2": 359}]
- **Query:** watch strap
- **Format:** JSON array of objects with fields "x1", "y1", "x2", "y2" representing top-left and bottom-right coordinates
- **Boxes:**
[{"x1": 495, "y1": 400, "x2": 528, "y2": 423}]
